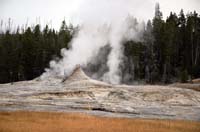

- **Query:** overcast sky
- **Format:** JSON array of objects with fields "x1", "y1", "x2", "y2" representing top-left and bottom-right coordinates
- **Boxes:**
[{"x1": 0, "y1": 0, "x2": 200, "y2": 30}]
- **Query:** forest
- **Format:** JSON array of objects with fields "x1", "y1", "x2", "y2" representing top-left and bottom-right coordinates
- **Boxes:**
[{"x1": 0, "y1": 4, "x2": 199, "y2": 84}]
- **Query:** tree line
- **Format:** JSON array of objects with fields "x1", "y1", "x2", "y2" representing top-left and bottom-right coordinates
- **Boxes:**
[
  {"x1": 0, "y1": 4, "x2": 199, "y2": 84},
  {"x1": 0, "y1": 20, "x2": 74, "y2": 83},
  {"x1": 123, "y1": 4, "x2": 200, "y2": 84}
]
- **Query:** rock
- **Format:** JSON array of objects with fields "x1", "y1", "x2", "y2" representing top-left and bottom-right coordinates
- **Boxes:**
[{"x1": 0, "y1": 67, "x2": 200, "y2": 121}]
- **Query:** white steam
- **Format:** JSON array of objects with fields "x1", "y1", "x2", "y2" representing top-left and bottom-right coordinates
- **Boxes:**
[
  {"x1": 42, "y1": 0, "x2": 153, "y2": 84},
  {"x1": 102, "y1": 17, "x2": 144, "y2": 84}
]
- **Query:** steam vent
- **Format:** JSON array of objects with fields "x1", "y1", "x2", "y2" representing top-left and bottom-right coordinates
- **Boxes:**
[{"x1": 0, "y1": 65, "x2": 200, "y2": 121}]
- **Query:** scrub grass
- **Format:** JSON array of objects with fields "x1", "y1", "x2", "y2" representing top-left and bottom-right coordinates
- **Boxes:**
[{"x1": 0, "y1": 111, "x2": 199, "y2": 132}]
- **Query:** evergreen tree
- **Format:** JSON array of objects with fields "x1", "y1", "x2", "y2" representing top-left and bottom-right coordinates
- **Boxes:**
[
  {"x1": 0, "y1": 7, "x2": 199, "y2": 84},
  {"x1": 152, "y1": 3, "x2": 165, "y2": 82}
]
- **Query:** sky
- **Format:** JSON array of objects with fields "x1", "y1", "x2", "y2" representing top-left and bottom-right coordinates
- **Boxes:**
[{"x1": 0, "y1": 0, "x2": 200, "y2": 30}]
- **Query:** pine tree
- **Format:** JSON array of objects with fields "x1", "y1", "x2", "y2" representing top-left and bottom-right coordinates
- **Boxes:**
[{"x1": 152, "y1": 3, "x2": 165, "y2": 82}]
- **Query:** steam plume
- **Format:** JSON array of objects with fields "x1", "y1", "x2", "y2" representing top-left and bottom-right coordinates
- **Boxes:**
[{"x1": 42, "y1": 0, "x2": 152, "y2": 84}]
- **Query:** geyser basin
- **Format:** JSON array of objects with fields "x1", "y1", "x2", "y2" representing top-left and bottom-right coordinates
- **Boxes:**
[{"x1": 0, "y1": 67, "x2": 200, "y2": 121}]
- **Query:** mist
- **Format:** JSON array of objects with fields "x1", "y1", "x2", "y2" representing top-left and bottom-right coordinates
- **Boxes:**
[{"x1": 41, "y1": 0, "x2": 153, "y2": 84}]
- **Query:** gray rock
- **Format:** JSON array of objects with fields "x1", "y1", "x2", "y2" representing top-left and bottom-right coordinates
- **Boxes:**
[{"x1": 0, "y1": 66, "x2": 200, "y2": 121}]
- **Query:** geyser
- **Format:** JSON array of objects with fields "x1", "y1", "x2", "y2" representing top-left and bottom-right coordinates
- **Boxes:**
[{"x1": 42, "y1": 0, "x2": 151, "y2": 84}]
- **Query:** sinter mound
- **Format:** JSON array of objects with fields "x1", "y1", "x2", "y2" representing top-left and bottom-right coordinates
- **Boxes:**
[
  {"x1": 0, "y1": 65, "x2": 200, "y2": 121},
  {"x1": 63, "y1": 65, "x2": 90, "y2": 83},
  {"x1": 62, "y1": 65, "x2": 111, "y2": 88}
]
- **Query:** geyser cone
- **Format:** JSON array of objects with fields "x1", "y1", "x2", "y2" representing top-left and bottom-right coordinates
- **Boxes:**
[
  {"x1": 62, "y1": 65, "x2": 111, "y2": 88},
  {"x1": 63, "y1": 65, "x2": 90, "y2": 84}
]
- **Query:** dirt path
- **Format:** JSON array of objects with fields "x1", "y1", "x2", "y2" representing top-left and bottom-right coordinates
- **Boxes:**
[{"x1": 0, "y1": 111, "x2": 200, "y2": 132}]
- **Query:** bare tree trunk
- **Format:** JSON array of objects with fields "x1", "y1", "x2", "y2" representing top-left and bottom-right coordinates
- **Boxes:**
[
  {"x1": 195, "y1": 41, "x2": 199, "y2": 65},
  {"x1": 191, "y1": 33, "x2": 194, "y2": 66},
  {"x1": 162, "y1": 63, "x2": 167, "y2": 83}
]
